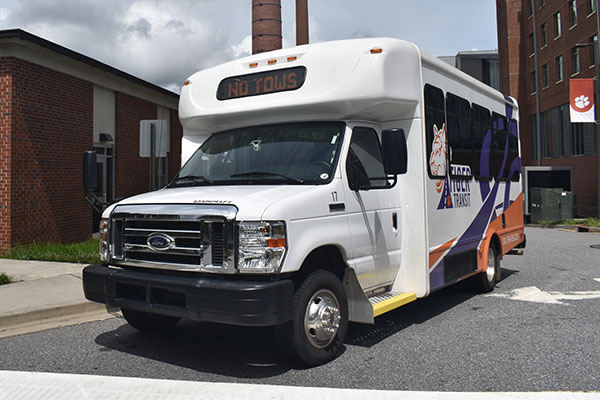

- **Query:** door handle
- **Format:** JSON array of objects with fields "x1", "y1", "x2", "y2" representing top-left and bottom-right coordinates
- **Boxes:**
[{"x1": 392, "y1": 212, "x2": 398, "y2": 230}]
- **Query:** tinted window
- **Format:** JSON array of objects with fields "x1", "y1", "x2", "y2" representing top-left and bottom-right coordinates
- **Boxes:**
[
  {"x1": 425, "y1": 84, "x2": 447, "y2": 178},
  {"x1": 346, "y1": 127, "x2": 387, "y2": 189},
  {"x1": 472, "y1": 105, "x2": 491, "y2": 179},
  {"x1": 491, "y1": 114, "x2": 508, "y2": 179},
  {"x1": 508, "y1": 119, "x2": 520, "y2": 181},
  {"x1": 446, "y1": 93, "x2": 473, "y2": 178}
]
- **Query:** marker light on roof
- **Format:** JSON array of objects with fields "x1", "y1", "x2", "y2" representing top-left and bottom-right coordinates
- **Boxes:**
[
  {"x1": 268, "y1": 59, "x2": 277, "y2": 65},
  {"x1": 370, "y1": 48, "x2": 383, "y2": 54},
  {"x1": 249, "y1": 62, "x2": 258, "y2": 68},
  {"x1": 287, "y1": 56, "x2": 297, "y2": 62},
  {"x1": 183, "y1": 80, "x2": 191, "y2": 86}
]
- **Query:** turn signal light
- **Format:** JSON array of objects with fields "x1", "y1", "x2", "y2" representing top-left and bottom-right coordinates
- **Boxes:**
[{"x1": 267, "y1": 238, "x2": 286, "y2": 248}]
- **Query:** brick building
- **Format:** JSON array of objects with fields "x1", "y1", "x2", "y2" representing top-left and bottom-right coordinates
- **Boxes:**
[
  {"x1": 497, "y1": 0, "x2": 599, "y2": 217},
  {"x1": 0, "y1": 29, "x2": 182, "y2": 253}
]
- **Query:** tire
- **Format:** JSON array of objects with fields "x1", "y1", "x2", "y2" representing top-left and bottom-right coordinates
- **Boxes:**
[
  {"x1": 121, "y1": 308, "x2": 181, "y2": 332},
  {"x1": 477, "y1": 243, "x2": 500, "y2": 293},
  {"x1": 276, "y1": 270, "x2": 348, "y2": 367}
]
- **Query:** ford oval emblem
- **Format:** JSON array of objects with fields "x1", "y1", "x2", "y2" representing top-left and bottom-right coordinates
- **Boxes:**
[{"x1": 147, "y1": 233, "x2": 175, "y2": 251}]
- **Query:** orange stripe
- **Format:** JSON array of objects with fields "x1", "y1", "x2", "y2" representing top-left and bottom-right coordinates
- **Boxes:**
[{"x1": 429, "y1": 237, "x2": 456, "y2": 269}]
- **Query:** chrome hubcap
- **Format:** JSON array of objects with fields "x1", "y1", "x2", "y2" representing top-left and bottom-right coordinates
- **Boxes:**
[
  {"x1": 486, "y1": 247, "x2": 496, "y2": 282},
  {"x1": 304, "y1": 289, "x2": 341, "y2": 349}
]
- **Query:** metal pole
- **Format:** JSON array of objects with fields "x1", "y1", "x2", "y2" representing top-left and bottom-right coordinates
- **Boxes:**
[
  {"x1": 531, "y1": 0, "x2": 542, "y2": 166},
  {"x1": 596, "y1": 0, "x2": 600, "y2": 217},
  {"x1": 150, "y1": 123, "x2": 156, "y2": 191}
]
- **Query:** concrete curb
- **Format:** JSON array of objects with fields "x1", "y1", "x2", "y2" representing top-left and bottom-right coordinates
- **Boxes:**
[
  {"x1": 0, "y1": 300, "x2": 108, "y2": 338},
  {"x1": 527, "y1": 224, "x2": 600, "y2": 232},
  {"x1": 0, "y1": 260, "x2": 113, "y2": 338}
]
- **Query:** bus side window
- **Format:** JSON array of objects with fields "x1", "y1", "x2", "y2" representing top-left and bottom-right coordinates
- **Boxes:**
[
  {"x1": 508, "y1": 119, "x2": 520, "y2": 181},
  {"x1": 424, "y1": 84, "x2": 447, "y2": 179},
  {"x1": 491, "y1": 113, "x2": 508, "y2": 180},
  {"x1": 446, "y1": 93, "x2": 473, "y2": 178},
  {"x1": 472, "y1": 104, "x2": 491, "y2": 180}
]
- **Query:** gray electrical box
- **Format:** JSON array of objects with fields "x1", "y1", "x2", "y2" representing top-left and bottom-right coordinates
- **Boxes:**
[{"x1": 530, "y1": 188, "x2": 574, "y2": 223}]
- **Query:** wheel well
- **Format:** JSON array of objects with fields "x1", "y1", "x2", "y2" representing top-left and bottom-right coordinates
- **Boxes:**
[
  {"x1": 292, "y1": 245, "x2": 347, "y2": 286},
  {"x1": 489, "y1": 234, "x2": 502, "y2": 259}
]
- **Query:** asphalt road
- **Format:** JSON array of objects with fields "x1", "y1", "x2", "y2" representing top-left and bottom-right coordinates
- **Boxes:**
[{"x1": 1, "y1": 227, "x2": 599, "y2": 392}]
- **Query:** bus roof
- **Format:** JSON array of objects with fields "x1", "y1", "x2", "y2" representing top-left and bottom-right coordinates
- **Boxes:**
[{"x1": 179, "y1": 38, "x2": 514, "y2": 135}]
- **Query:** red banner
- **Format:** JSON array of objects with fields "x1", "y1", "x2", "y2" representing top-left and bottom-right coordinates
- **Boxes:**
[{"x1": 570, "y1": 78, "x2": 595, "y2": 123}]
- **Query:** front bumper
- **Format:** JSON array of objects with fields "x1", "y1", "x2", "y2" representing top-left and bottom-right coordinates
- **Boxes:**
[{"x1": 83, "y1": 264, "x2": 294, "y2": 326}]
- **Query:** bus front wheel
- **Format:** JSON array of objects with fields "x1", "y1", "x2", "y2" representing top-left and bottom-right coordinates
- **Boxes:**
[{"x1": 276, "y1": 269, "x2": 348, "y2": 367}]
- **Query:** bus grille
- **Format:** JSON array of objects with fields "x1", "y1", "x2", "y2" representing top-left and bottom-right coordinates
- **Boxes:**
[{"x1": 109, "y1": 204, "x2": 237, "y2": 273}]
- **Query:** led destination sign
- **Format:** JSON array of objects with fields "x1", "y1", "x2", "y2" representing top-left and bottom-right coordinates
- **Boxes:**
[{"x1": 217, "y1": 66, "x2": 307, "y2": 100}]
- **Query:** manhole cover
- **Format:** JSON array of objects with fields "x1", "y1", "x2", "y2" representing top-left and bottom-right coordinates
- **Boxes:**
[{"x1": 591, "y1": 244, "x2": 600, "y2": 250}]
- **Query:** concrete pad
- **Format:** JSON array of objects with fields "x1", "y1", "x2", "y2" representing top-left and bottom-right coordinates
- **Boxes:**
[
  {"x1": 0, "y1": 371, "x2": 597, "y2": 400},
  {"x1": 0, "y1": 259, "x2": 85, "y2": 281}
]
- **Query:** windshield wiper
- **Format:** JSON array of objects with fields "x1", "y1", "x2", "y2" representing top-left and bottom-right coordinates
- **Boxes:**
[
  {"x1": 230, "y1": 171, "x2": 304, "y2": 184},
  {"x1": 169, "y1": 175, "x2": 214, "y2": 187}
]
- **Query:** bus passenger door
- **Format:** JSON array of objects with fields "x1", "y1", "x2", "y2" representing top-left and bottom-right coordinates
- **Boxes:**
[{"x1": 343, "y1": 125, "x2": 402, "y2": 292}]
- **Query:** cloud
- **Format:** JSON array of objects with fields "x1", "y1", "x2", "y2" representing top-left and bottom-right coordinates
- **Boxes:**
[
  {"x1": 0, "y1": 0, "x2": 249, "y2": 92},
  {"x1": 228, "y1": 35, "x2": 251, "y2": 59}
]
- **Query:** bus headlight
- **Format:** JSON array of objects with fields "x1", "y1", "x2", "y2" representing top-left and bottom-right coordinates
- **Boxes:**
[
  {"x1": 99, "y1": 218, "x2": 109, "y2": 262},
  {"x1": 238, "y1": 221, "x2": 286, "y2": 273}
]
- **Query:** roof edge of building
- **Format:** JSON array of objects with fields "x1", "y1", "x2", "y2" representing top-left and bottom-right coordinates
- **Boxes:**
[{"x1": 0, "y1": 28, "x2": 179, "y2": 101}]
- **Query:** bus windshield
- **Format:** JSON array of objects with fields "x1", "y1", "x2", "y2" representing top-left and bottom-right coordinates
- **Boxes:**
[{"x1": 170, "y1": 122, "x2": 345, "y2": 187}]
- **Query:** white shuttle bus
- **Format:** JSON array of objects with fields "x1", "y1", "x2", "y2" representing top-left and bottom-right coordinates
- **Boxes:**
[{"x1": 83, "y1": 38, "x2": 526, "y2": 366}]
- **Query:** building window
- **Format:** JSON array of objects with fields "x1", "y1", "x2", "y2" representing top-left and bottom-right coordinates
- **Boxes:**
[
  {"x1": 554, "y1": 12, "x2": 562, "y2": 38},
  {"x1": 556, "y1": 54, "x2": 564, "y2": 81},
  {"x1": 541, "y1": 23, "x2": 547, "y2": 47},
  {"x1": 529, "y1": 33, "x2": 535, "y2": 55},
  {"x1": 589, "y1": 0, "x2": 596, "y2": 14},
  {"x1": 572, "y1": 47, "x2": 580, "y2": 75},
  {"x1": 571, "y1": 123, "x2": 585, "y2": 155},
  {"x1": 531, "y1": 70, "x2": 537, "y2": 93},
  {"x1": 570, "y1": 0, "x2": 578, "y2": 27},
  {"x1": 484, "y1": 60, "x2": 500, "y2": 90},
  {"x1": 540, "y1": 0, "x2": 545, "y2": 7},
  {"x1": 542, "y1": 63, "x2": 549, "y2": 88},
  {"x1": 530, "y1": 114, "x2": 549, "y2": 160}
]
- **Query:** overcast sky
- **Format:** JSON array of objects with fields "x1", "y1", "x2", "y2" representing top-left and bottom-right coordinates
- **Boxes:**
[{"x1": 0, "y1": 1, "x2": 498, "y2": 93}]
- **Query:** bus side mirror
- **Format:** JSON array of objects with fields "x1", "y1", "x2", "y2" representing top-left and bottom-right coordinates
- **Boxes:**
[
  {"x1": 83, "y1": 151, "x2": 98, "y2": 192},
  {"x1": 381, "y1": 129, "x2": 407, "y2": 175}
]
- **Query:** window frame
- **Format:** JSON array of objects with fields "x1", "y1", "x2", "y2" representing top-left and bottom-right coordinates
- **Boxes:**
[
  {"x1": 556, "y1": 54, "x2": 564, "y2": 82},
  {"x1": 345, "y1": 126, "x2": 391, "y2": 191},
  {"x1": 424, "y1": 84, "x2": 448, "y2": 180},
  {"x1": 554, "y1": 12, "x2": 562, "y2": 38},
  {"x1": 446, "y1": 93, "x2": 474, "y2": 180}
]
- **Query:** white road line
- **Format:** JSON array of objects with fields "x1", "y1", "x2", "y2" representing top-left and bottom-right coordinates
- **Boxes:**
[
  {"x1": 0, "y1": 371, "x2": 598, "y2": 400},
  {"x1": 487, "y1": 286, "x2": 600, "y2": 305},
  {"x1": 594, "y1": 278, "x2": 600, "y2": 284}
]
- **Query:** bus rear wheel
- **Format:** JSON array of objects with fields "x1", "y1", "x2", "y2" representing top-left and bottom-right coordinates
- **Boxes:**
[
  {"x1": 276, "y1": 269, "x2": 348, "y2": 367},
  {"x1": 477, "y1": 243, "x2": 500, "y2": 293}
]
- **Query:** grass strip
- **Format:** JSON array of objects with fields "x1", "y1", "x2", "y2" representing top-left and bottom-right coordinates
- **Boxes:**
[
  {"x1": 539, "y1": 218, "x2": 600, "y2": 228},
  {"x1": 1, "y1": 238, "x2": 101, "y2": 264}
]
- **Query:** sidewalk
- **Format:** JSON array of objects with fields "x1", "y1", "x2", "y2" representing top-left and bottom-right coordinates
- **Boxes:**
[{"x1": 0, "y1": 259, "x2": 111, "y2": 338}]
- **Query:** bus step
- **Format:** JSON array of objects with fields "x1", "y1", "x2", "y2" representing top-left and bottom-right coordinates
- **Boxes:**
[{"x1": 370, "y1": 291, "x2": 417, "y2": 317}]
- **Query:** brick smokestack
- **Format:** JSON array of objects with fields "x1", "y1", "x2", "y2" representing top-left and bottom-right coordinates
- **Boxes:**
[
  {"x1": 296, "y1": 0, "x2": 308, "y2": 46},
  {"x1": 252, "y1": 0, "x2": 282, "y2": 54}
]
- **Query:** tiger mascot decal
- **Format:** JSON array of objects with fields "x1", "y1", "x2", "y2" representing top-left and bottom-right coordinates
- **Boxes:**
[{"x1": 429, "y1": 123, "x2": 447, "y2": 194}]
